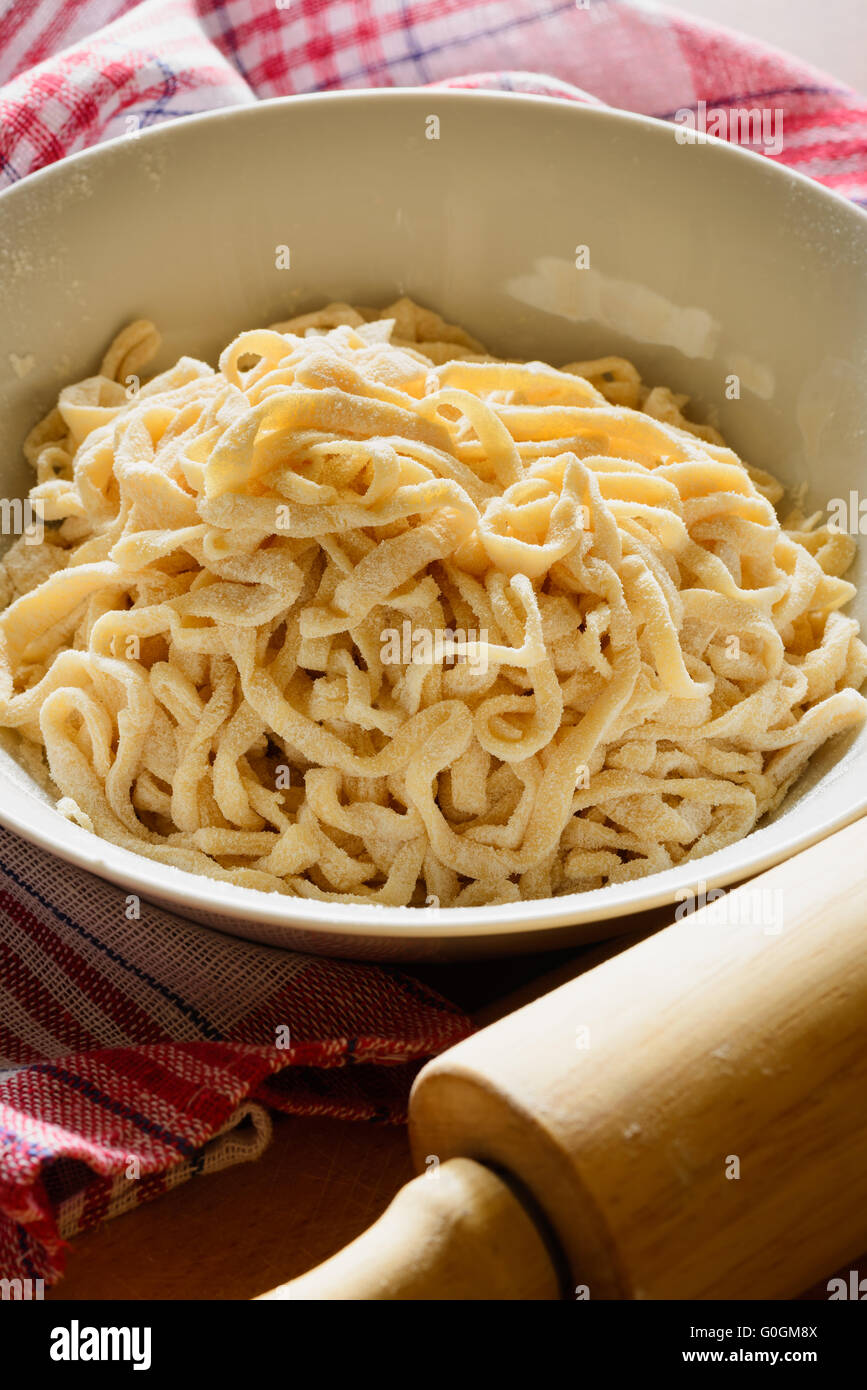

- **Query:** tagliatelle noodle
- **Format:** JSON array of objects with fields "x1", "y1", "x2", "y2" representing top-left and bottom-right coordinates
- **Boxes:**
[{"x1": 0, "y1": 296, "x2": 865, "y2": 907}]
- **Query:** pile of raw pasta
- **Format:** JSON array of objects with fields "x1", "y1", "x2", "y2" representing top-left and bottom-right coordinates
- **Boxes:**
[{"x1": 0, "y1": 298, "x2": 864, "y2": 907}]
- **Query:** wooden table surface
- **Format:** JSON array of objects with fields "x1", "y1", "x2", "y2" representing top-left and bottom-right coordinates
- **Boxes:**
[{"x1": 44, "y1": 907, "x2": 866, "y2": 1302}]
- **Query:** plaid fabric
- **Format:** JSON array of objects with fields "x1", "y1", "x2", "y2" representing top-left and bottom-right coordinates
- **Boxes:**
[
  {"x1": 2, "y1": 0, "x2": 867, "y2": 199},
  {"x1": 2, "y1": 0, "x2": 867, "y2": 1293},
  {"x1": 0, "y1": 825, "x2": 469, "y2": 1284}
]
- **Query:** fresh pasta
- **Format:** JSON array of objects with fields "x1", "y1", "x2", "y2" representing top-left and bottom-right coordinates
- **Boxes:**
[{"x1": 0, "y1": 297, "x2": 864, "y2": 907}]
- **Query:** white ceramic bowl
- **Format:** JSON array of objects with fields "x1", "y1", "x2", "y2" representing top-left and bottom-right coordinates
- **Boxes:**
[{"x1": 1, "y1": 90, "x2": 865, "y2": 959}]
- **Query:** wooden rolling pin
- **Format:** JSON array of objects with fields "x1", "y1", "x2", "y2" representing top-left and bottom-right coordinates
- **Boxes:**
[{"x1": 264, "y1": 815, "x2": 867, "y2": 1300}]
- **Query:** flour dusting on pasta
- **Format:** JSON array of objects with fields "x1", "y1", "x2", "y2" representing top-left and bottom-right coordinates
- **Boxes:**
[{"x1": 0, "y1": 298, "x2": 864, "y2": 907}]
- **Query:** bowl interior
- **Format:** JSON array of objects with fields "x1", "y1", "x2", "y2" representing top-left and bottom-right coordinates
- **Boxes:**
[{"x1": 0, "y1": 91, "x2": 865, "y2": 958}]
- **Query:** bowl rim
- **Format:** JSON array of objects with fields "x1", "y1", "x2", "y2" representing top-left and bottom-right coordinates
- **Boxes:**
[
  {"x1": 1, "y1": 87, "x2": 865, "y2": 943},
  {"x1": 4, "y1": 85, "x2": 867, "y2": 226}
]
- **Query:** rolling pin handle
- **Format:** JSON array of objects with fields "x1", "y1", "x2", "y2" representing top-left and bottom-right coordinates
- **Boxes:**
[{"x1": 262, "y1": 1156, "x2": 563, "y2": 1300}]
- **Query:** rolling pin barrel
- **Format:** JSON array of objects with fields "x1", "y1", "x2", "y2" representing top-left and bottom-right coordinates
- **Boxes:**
[{"x1": 275, "y1": 816, "x2": 867, "y2": 1299}]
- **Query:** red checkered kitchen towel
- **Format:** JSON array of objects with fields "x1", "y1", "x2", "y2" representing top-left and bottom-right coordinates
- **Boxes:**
[{"x1": 2, "y1": 0, "x2": 866, "y2": 1291}]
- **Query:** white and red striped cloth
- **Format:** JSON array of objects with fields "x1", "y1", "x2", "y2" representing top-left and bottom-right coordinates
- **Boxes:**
[
  {"x1": 2, "y1": 0, "x2": 867, "y2": 200},
  {"x1": 0, "y1": 822, "x2": 471, "y2": 1287},
  {"x1": 1, "y1": 0, "x2": 866, "y2": 1292}
]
